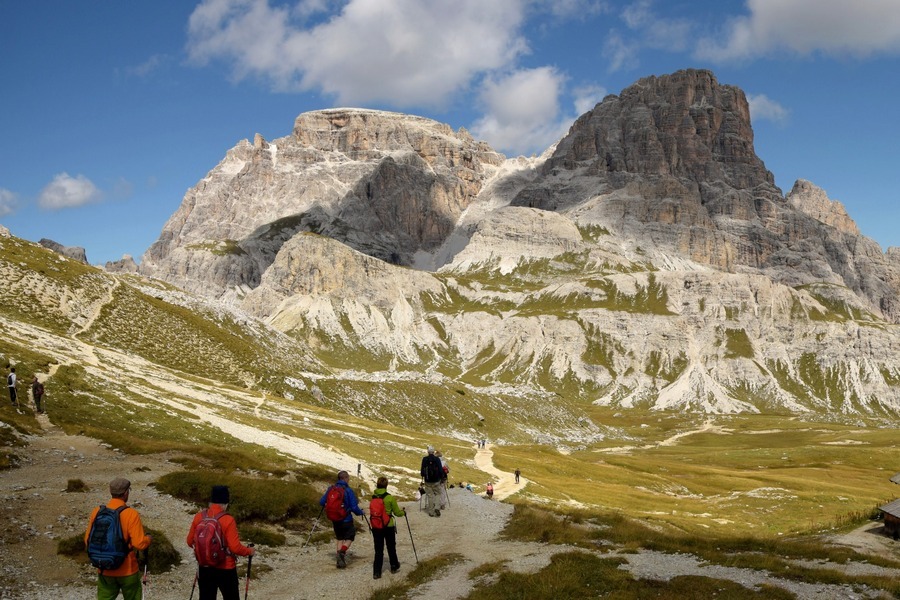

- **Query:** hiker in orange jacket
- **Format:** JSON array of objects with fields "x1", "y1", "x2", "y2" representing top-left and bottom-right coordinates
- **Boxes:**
[
  {"x1": 83, "y1": 477, "x2": 152, "y2": 600},
  {"x1": 186, "y1": 485, "x2": 255, "y2": 600}
]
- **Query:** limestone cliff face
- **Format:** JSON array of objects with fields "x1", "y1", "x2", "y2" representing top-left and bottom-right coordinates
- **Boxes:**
[
  {"x1": 136, "y1": 70, "x2": 900, "y2": 415},
  {"x1": 511, "y1": 69, "x2": 900, "y2": 322},
  {"x1": 140, "y1": 109, "x2": 503, "y2": 297}
]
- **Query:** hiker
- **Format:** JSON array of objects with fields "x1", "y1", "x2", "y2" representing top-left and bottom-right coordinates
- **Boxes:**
[
  {"x1": 319, "y1": 470, "x2": 364, "y2": 568},
  {"x1": 7, "y1": 366, "x2": 17, "y2": 406},
  {"x1": 435, "y1": 450, "x2": 449, "y2": 509},
  {"x1": 84, "y1": 477, "x2": 153, "y2": 600},
  {"x1": 486, "y1": 482, "x2": 494, "y2": 499},
  {"x1": 186, "y1": 485, "x2": 255, "y2": 600},
  {"x1": 31, "y1": 375, "x2": 44, "y2": 413},
  {"x1": 369, "y1": 476, "x2": 405, "y2": 579},
  {"x1": 514, "y1": 468, "x2": 520, "y2": 484},
  {"x1": 420, "y1": 446, "x2": 444, "y2": 517}
]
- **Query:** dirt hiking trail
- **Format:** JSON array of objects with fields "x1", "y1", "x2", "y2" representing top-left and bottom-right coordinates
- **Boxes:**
[{"x1": 1, "y1": 421, "x2": 899, "y2": 599}]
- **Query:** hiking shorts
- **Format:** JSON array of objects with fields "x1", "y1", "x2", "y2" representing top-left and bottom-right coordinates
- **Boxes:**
[{"x1": 331, "y1": 519, "x2": 356, "y2": 541}]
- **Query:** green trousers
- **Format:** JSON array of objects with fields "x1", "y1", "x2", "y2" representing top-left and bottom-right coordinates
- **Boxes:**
[{"x1": 97, "y1": 571, "x2": 142, "y2": 600}]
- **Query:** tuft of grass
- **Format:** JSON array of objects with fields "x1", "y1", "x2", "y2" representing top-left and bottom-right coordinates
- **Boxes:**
[
  {"x1": 467, "y1": 551, "x2": 798, "y2": 600},
  {"x1": 57, "y1": 534, "x2": 87, "y2": 559},
  {"x1": 155, "y1": 471, "x2": 321, "y2": 522},
  {"x1": 142, "y1": 527, "x2": 181, "y2": 573},
  {"x1": 66, "y1": 478, "x2": 88, "y2": 492},
  {"x1": 238, "y1": 524, "x2": 287, "y2": 547}
]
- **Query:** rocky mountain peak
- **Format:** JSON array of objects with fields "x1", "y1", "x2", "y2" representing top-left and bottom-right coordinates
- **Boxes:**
[
  {"x1": 545, "y1": 68, "x2": 774, "y2": 190},
  {"x1": 787, "y1": 179, "x2": 860, "y2": 236}
]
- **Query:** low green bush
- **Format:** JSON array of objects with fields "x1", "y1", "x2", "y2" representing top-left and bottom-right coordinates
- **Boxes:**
[{"x1": 155, "y1": 471, "x2": 321, "y2": 522}]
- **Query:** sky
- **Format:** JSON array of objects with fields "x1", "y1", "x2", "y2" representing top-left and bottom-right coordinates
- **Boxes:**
[{"x1": 1, "y1": 0, "x2": 899, "y2": 266}]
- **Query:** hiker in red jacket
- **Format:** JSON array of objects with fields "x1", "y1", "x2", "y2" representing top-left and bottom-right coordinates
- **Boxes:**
[{"x1": 186, "y1": 485, "x2": 255, "y2": 600}]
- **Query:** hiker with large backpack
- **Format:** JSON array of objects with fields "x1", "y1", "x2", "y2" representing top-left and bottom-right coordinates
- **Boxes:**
[
  {"x1": 369, "y1": 476, "x2": 406, "y2": 580},
  {"x1": 420, "y1": 446, "x2": 444, "y2": 517},
  {"x1": 319, "y1": 470, "x2": 364, "y2": 569},
  {"x1": 83, "y1": 477, "x2": 153, "y2": 600},
  {"x1": 186, "y1": 485, "x2": 255, "y2": 600}
]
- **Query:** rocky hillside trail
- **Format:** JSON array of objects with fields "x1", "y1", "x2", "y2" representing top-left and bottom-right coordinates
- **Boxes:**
[{"x1": 1, "y1": 421, "x2": 898, "y2": 599}]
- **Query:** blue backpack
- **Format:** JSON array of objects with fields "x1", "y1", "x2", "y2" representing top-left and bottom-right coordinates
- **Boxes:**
[{"x1": 87, "y1": 506, "x2": 129, "y2": 571}]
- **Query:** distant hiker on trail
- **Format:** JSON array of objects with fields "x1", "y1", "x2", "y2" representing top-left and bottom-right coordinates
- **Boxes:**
[
  {"x1": 435, "y1": 450, "x2": 449, "y2": 509},
  {"x1": 320, "y1": 470, "x2": 364, "y2": 568},
  {"x1": 84, "y1": 477, "x2": 152, "y2": 600},
  {"x1": 31, "y1": 375, "x2": 44, "y2": 413},
  {"x1": 357, "y1": 462, "x2": 362, "y2": 478},
  {"x1": 7, "y1": 367, "x2": 17, "y2": 406},
  {"x1": 420, "y1": 446, "x2": 444, "y2": 517},
  {"x1": 186, "y1": 485, "x2": 255, "y2": 600},
  {"x1": 514, "y1": 468, "x2": 520, "y2": 484},
  {"x1": 486, "y1": 482, "x2": 494, "y2": 499},
  {"x1": 369, "y1": 476, "x2": 405, "y2": 580}
]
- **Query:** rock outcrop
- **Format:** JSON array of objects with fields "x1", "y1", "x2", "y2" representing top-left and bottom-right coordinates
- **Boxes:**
[
  {"x1": 39, "y1": 238, "x2": 88, "y2": 263},
  {"x1": 140, "y1": 109, "x2": 503, "y2": 298}
]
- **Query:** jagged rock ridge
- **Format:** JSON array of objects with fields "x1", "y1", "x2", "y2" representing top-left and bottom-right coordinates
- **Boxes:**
[{"x1": 138, "y1": 69, "x2": 900, "y2": 415}]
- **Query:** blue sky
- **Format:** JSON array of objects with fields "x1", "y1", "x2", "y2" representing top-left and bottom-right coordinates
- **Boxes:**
[{"x1": 1, "y1": 0, "x2": 899, "y2": 265}]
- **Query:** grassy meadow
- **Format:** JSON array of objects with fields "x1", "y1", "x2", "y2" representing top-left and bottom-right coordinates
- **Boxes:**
[{"x1": 493, "y1": 409, "x2": 899, "y2": 537}]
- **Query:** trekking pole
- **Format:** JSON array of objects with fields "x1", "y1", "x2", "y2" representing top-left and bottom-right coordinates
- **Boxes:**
[
  {"x1": 362, "y1": 513, "x2": 372, "y2": 533},
  {"x1": 404, "y1": 514, "x2": 419, "y2": 564},
  {"x1": 244, "y1": 544, "x2": 254, "y2": 600},
  {"x1": 189, "y1": 566, "x2": 198, "y2": 600},
  {"x1": 302, "y1": 507, "x2": 324, "y2": 549},
  {"x1": 444, "y1": 481, "x2": 451, "y2": 508},
  {"x1": 141, "y1": 549, "x2": 150, "y2": 598}
]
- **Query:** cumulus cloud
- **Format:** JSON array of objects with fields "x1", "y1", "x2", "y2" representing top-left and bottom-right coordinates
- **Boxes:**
[
  {"x1": 471, "y1": 68, "x2": 606, "y2": 156},
  {"x1": 186, "y1": 0, "x2": 529, "y2": 107},
  {"x1": 38, "y1": 173, "x2": 103, "y2": 211},
  {"x1": 696, "y1": 0, "x2": 900, "y2": 61},
  {"x1": 0, "y1": 188, "x2": 17, "y2": 217},
  {"x1": 747, "y1": 93, "x2": 789, "y2": 124}
]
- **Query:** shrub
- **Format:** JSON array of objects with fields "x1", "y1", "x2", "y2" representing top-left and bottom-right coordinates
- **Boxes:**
[
  {"x1": 57, "y1": 534, "x2": 86, "y2": 558},
  {"x1": 155, "y1": 471, "x2": 321, "y2": 522},
  {"x1": 66, "y1": 478, "x2": 88, "y2": 492},
  {"x1": 143, "y1": 527, "x2": 181, "y2": 573}
]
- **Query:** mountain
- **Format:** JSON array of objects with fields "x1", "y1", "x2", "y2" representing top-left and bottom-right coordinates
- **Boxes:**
[{"x1": 126, "y1": 69, "x2": 900, "y2": 416}]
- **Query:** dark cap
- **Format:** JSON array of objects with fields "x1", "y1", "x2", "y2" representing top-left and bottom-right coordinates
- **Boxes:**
[
  {"x1": 210, "y1": 485, "x2": 230, "y2": 504},
  {"x1": 109, "y1": 478, "x2": 131, "y2": 496}
]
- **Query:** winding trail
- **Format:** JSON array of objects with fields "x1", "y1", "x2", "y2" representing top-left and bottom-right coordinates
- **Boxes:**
[{"x1": 472, "y1": 443, "x2": 527, "y2": 501}]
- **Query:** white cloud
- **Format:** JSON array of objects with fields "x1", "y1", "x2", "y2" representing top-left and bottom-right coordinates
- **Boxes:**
[
  {"x1": 603, "y1": 31, "x2": 639, "y2": 72},
  {"x1": 747, "y1": 93, "x2": 789, "y2": 124},
  {"x1": 187, "y1": 0, "x2": 529, "y2": 107},
  {"x1": 621, "y1": 0, "x2": 691, "y2": 51},
  {"x1": 471, "y1": 68, "x2": 567, "y2": 156},
  {"x1": 471, "y1": 68, "x2": 606, "y2": 156},
  {"x1": 697, "y1": 0, "x2": 900, "y2": 61},
  {"x1": 38, "y1": 173, "x2": 103, "y2": 211},
  {"x1": 0, "y1": 188, "x2": 17, "y2": 217}
]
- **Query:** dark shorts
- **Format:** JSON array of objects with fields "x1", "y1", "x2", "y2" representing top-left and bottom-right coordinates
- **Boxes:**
[{"x1": 331, "y1": 519, "x2": 356, "y2": 541}]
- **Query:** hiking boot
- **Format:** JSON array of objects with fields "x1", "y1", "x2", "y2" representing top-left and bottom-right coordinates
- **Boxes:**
[
  {"x1": 336, "y1": 551, "x2": 346, "y2": 569},
  {"x1": 373, "y1": 572, "x2": 381, "y2": 579},
  {"x1": 390, "y1": 565, "x2": 400, "y2": 574},
  {"x1": 434, "y1": 509, "x2": 441, "y2": 517}
]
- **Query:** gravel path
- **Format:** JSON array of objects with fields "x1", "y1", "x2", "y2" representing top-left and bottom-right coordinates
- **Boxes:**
[{"x1": 1, "y1": 418, "x2": 898, "y2": 599}]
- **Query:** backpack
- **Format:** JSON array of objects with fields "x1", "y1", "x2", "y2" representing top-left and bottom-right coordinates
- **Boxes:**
[
  {"x1": 369, "y1": 493, "x2": 390, "y2": 529},
  {"x1": 36, "y1": 383, "x2": 44, "y2": 395},
  {"x1": 86, "y1": 506, "x2": 129, "y2": 571},
  {"x1": 423, "y1": 455, "x2": 443, "y2": 483},
  {"x1": 193, "y1": 509, "x2": 230, "y2": 566},
  {"x1": 324, "y1": 485, "x2": 348, "y2": 522}
]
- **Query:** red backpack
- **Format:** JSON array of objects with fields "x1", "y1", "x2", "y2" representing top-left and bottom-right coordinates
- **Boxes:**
[
  {"x1": 369, "y1": 494, "x2": 390, "y2": 529},
  {"x1": 193, "y1": 509, "x2": 230, "y2": 566},
  {"x1": 324, "y1": 485, "x2": 348, "y2": 522}
]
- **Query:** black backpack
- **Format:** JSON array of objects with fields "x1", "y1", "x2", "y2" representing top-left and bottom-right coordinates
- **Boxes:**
[
  {"x1": 423, "y1": 455, "x2": 443, "y2": 483},
  {"x1": 86, "y1": 506, "x2": 129, "y2": 571}
]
